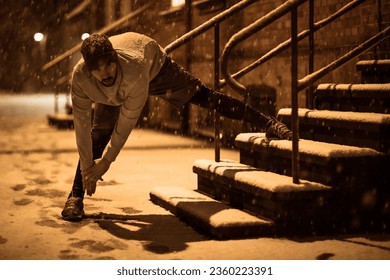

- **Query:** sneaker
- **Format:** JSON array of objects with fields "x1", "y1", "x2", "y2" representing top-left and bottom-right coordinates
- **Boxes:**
[
  {"x1": 61, "y1": 196, "x2": 84, "y2": 221},
  {"x1": 265, "y1": 116, "x2": 292, "y2": 140}
]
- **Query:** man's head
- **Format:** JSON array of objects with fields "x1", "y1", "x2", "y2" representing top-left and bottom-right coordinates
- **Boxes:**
[{"x1": 81, "y1": 34, "x2": 118, "y2": 87}]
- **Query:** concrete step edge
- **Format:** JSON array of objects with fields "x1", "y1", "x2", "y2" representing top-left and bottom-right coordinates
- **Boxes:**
[
  {"x1": 235, "y1": 133, "x2": 383, "y2": 158},
  {"x1": 316, "y1": 83, "x2": 390, "y2": 93},
  {"x1": 193, "y1": 159, "x2": 331, "y2": 199},
  {"x1": 150, "y1": 186, "x2": 275, "y2": 239},
  {"x1": 356, "y1": 59, "x2": 390, "y2": 71},
  {"x1": 277, "y1": 108, "x2": 390, "y2": 125}
]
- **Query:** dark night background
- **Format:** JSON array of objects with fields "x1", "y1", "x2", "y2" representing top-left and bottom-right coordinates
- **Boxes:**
[{"x1": 0, "y1": 1, "x2": 104, "y2": 92}]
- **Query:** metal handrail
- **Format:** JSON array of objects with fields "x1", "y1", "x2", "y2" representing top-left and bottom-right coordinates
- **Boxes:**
[
  {"x1": 219, "y1": 0, "x2": 366, "y2": 88},
  {"x1": 220, "y1": 0, "x2": 306, "y2": 183},
  {"x1": 220, "y1": 0, "x2": 388, "y2": 183},
  {"x1": 220, "y1": 0, "x2": 306, "y2": 94},
  {"x1": 164, "y1": 0, "x2": 257, "y2": 54},
  {"x1": 298, "y1": 25, "x2": 390, "y2": 91}
]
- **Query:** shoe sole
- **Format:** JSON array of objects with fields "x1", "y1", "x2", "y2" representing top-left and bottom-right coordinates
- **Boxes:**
[{"x1": 62, "y1": 211, "x2": 85, "y2": 222}]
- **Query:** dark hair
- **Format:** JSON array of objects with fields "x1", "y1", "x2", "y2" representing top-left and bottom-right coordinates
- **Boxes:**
[{"x1": 81, "y1": 34, "x2": 118, "y2": 71}]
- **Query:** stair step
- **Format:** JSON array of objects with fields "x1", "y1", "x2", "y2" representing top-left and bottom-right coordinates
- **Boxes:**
[
  {"x1": 150, "y1": 187, "x2": 274, "y2": 239},
  {"x1": 356, "y1": 59, "x2": 390, "y2": 83},
  {"x1": 235, "y1": 133, "x2": 386, "y2": 187},
  {"x1": 356, "y1": 59, "x2": 390, "y2": 71},
  {"x1": 278, "y1": 108, "x2": 390, "y2": 153},
  {"x1": 314, "y1": 83, "x2": 390, "y2": 113},
  {"x1": 193, "y1": 159, "x2": 332, "y2": 227}
]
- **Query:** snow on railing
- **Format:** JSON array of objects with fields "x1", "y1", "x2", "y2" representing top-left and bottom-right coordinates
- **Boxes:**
[
  {"x1": 220, "y1": 0, "x2": 306, "y2": 94},
  {"x1": 164, "y1": 0, "x2": 257, "y2": 54}
]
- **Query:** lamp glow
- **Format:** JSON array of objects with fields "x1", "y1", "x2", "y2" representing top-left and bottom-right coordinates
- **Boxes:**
[
  {"x1": 34, "y1": 32, "x2": 44, "y2": 42},
  {"x1": 81, "y1": 33, "x2": 90, "y2": 40}
]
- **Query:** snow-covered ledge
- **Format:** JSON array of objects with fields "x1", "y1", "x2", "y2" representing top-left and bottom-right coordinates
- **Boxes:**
[
  {"x1": 193, "y1": 159, "x2": 331, "y2": 194},
  {"x1": 277, "y1": 108, "x2": 390, "y2": 125},
  {"x1": 235, "y1": 132, "x2": 383, "y2": 158}
]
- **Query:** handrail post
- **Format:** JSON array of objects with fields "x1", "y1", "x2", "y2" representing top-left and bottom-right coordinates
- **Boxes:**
[
  {"x1": 181, "y1": 0, "x2": 192, "y2": 134},
  {"x1": 214, "y1": 23, "x2": 221, "y2": 162},
  {"x1": 307, "y1": 0, "x2": 314, "y2": 109},
  {"x1": 375, "y1": 0, "x2": 382, "y2": 59},
  {"x1": 291, "y1": 5, "x2": 300, "y2": 184}
]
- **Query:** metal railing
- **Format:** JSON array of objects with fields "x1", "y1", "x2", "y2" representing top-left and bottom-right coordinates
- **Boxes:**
[{"x1": 219, "y1": 0, "x2": 389, "y2": 183}]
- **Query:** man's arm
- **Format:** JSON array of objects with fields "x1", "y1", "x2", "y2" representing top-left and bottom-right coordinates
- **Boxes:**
[
  {"x1": 71, "y1": 76, "x2": 94, "y2": 172},
  {"x1": 81, "y1": 86, "x2": 148, "y2": 196},
  {"x1": 103, "y1": 86, "x2": 149, "y2": 163}
]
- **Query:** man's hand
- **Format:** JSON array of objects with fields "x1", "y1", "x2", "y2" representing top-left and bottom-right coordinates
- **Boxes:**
[
  {"x1": 82, "y1": 158, "x2": 111, "y2": 196},
  {"x1": 82, "y1": 163, "x2": 98, "y2": 196},
  {"x1": 94, "y1": 158, "x2": 111, "y2": 180}
]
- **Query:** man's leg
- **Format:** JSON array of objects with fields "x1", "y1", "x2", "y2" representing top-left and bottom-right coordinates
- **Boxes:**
[
  {"x1": 149, "y1": 58, "x2": 291, "y2": 140},
  {"x1": 67, "y1": 129, "x2": 113, "y2": 199},
  {"x1": 188, "y1": 85, "x2": 292, "y2": 139},
  {"x1": 62, "y1": 104, "x2": 120, "y2": 221},
  {"x1": 188, "y1": 85, "x2": 267, "y2": 124}
]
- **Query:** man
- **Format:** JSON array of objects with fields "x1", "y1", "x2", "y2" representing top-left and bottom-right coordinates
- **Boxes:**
[{"x1": 61, "y1": 32, "x2": 291, "y2": 221}]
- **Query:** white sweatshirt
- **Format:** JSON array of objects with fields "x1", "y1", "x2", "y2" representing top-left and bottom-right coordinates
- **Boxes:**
[{"x1": 71, "y1": 32, "x2": 166, "y2": 171}]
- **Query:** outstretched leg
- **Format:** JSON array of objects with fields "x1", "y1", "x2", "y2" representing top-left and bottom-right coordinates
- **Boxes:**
[
  {"x1": 150, "y1": 57, "x2": 291, "y2": 139},
  {"x1": 188, "y1": 85, "x2": 292, "y2": 140}
]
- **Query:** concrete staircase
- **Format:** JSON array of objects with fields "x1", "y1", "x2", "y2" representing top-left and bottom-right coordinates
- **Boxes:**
[{"x1": 150, "y1": 59, "x2": 390, "y2": 239}]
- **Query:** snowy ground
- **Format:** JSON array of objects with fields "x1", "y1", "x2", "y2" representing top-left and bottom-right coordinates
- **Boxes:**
[{"x1": 1, "y1": 93, "x2": 390, "y2": 260}]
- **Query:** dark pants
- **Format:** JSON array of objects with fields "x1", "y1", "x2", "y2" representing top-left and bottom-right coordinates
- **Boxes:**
[{"x1": 69, "y1": 58, "x2": 268, "y2": 198}]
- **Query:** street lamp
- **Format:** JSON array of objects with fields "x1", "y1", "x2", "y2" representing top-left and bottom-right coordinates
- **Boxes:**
[
  {"x1": 34, "y1": 32, "x2": 44, "y2": 42},
  {"x1": 172, "y1": 0, "x2": 185, "y2": 7},
  {"x1": 81, "y1": 33, "x2": 90, "y2": 40}
]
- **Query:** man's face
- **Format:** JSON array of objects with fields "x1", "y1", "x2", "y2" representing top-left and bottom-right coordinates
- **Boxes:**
[{"x1": 90, "y1": 59, "x2": 117, "y2": 87}]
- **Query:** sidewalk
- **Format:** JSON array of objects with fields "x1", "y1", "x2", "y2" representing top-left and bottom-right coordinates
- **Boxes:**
[{"x1": 1, "y1": 97, "x2": 390, "y2": 260}]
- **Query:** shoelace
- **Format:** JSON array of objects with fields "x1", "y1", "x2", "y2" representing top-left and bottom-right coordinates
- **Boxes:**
[
  {"x1": 65, "y1": 197, "x2": 83, "y2": 209},
  {"x1": 266, "y1": 118, "x2": 292, "y2": 140}
]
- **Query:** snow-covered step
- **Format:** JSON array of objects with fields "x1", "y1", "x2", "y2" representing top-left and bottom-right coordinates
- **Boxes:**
[
  {"x1": 193, "y1": 159, "x2": 332, "y2": 230},
  {"x1": 277, "y1": 108, "x2": 390, "y2": 153},
  {"x1": 235, "y1": 133, "x2": 387, "y2": 188},
  {"x1": 150, "y1": 187, "x2": 274, "y2": 239},
  {"x1": 356, "y1": 59, "x2": 390, "y2": 83},
  {"x1": 314, "y1": 83, "x2": 390, "y2": 113}
]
